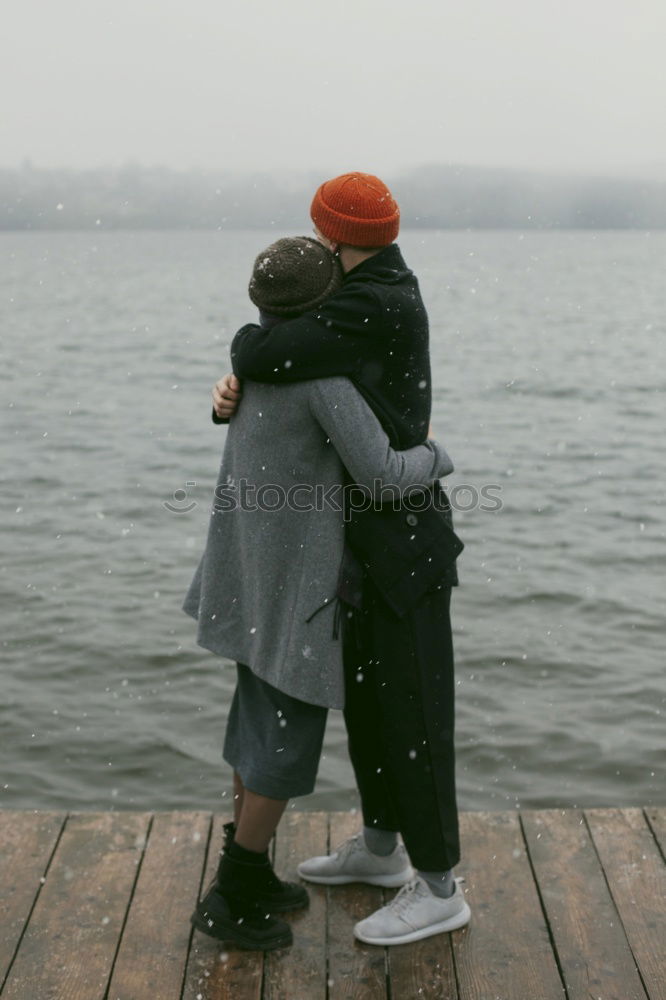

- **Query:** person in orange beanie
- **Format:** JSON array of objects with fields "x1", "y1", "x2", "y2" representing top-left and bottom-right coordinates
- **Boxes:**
[
  {"x1": 310, "y1": 171, "x2": 401, "y2": 247},
  {"x1": 212, "y1": 171, "x2": 469, "y2": 947}
]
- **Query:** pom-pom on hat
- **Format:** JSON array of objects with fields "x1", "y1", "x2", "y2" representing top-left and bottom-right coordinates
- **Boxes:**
[
  {"x1": 248, "y1": 236, "x2": 343, "y2": 317},
  {"x1": 310, "y1": 172, "x2": 400, "y2": 248}
]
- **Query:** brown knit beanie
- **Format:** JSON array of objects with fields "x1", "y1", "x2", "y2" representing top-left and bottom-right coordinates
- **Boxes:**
[
  {"x1": 310, "y1": 172, "x2": 400, "y2": 247},
  {"x1": 248, "y1": 236, "x2": 343, "y2": 316}
]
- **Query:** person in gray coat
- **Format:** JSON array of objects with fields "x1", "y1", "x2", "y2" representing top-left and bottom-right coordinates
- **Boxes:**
[{"x1": 183, "y1": 236, "x2": 454, "y2": 951}]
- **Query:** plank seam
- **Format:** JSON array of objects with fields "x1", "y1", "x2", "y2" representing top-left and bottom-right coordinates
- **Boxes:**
[
  {"x1": 259, "y1": 947, "x2": 267, "y2": 1000},
  {"x1": 0, "y1": 810, "x2": 69, "y2": 997},
  {"x1": 582, "y1": 811, "x2": 651, "y2": 1000},
  {"x1": 178, "y1": 811, "x2": 214, "y2": 1000},
  {"x1": 642, "y1": 807, "x2": 666, "y2": 865},
  {"x1": 102, "y1": 812, "x2": 155, "y2": 1000},
  {"x1": 448, "y1": 928, "x2": 462, "y2": 1000},
  {"x1": 518, "y1": 811, "x2": 571, "y2": 1000}
]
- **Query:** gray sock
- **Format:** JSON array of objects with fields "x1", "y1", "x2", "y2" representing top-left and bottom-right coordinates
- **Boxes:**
[
  {"x1": 363, "y1": 825, "x2": 398, "y2": 857},
  {"x1": 419, "y1": 869, "x2": 455, "y2": 898}
]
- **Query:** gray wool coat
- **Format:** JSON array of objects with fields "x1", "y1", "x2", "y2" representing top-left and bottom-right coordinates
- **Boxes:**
[{"x1": 182, "y1": 377, "x2": 453, "y2": 709}]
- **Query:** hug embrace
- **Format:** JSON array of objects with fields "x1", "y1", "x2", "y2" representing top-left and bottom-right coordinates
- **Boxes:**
[{"x1": 182, "y1": 172, "x2": 471, "y2": 950}]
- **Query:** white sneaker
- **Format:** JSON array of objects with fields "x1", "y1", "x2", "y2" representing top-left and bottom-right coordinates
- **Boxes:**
[
  {"x1": 297, "y1": 833, "x2": 413, "y2": 888},
  {"x1": 353, "y1": 876, "x2": 471, "y2": 945}
]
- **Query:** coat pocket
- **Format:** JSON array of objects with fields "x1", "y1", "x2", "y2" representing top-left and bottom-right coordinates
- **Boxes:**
[{"x1": 345, "y1": 484, "x2": 463, "y2": 617}]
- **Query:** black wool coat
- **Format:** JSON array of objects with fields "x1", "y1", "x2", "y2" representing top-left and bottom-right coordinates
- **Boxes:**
[
  {"x1": 231, "y1": 244, "x2": 431, "y2": 450},
  {"x1": 230, "y1": 243, "x2": 461, "y2": 616}
]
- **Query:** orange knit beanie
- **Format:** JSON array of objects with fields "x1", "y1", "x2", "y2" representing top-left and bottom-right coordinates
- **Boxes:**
[{"x1": 310, "y1": 172, "x2": 400, "y2": 247}]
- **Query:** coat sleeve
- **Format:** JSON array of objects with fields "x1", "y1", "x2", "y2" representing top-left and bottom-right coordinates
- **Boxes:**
[
  {"x1": 308, "y1": 377, "x2": 454, "y2": 498},
  {"x1": 211, "y1": 406, "x2": 229, "y2": 425},
  {"x1": 230, "y1": 284, "x2": 381, "y2": 383}
]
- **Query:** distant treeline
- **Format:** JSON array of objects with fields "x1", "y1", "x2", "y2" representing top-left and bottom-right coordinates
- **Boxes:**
[{"x1": 2, "y1": 162, "x2": 666, "y2": 230}]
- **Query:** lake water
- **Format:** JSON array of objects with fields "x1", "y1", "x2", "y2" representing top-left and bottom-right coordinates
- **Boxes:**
[{"x1": 2, "y1": 228, "x2": 664, "y2": 815}]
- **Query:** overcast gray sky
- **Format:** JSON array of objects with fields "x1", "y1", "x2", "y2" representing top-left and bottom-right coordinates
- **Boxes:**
[{"x1": 2, "y1": 0, "x2": 665, "y2": 177}]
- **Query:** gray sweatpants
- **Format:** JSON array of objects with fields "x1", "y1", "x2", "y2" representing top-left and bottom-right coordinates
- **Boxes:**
[{"x1": 223, "y1": 662, "x2": 329, "y2": 799}]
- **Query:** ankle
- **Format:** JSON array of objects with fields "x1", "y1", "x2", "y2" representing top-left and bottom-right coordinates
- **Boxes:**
[
  {"x1": 418, "y1": 870, "x2": 455, "y2": 898},
  {"x1": 228, "y1": 839, "x2": 269, "y2": 865},
  {"x1": 363, "y1": 826, "x2": 398, "y2": 857}
]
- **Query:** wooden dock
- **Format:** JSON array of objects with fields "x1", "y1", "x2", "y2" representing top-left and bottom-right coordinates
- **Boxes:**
[{"x1": 0, "y1": 808, "x2": 664, "y2": 1000}]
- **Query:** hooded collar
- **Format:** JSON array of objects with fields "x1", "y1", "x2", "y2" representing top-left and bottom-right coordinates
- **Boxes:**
[{"x1": 343, "y1": 243, "x2": 412, "y2": 285}]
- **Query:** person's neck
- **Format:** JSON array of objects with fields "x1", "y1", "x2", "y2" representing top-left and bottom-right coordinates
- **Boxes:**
[{"x1": 338, "y1": 246, "x2": 382, "y2": 274}]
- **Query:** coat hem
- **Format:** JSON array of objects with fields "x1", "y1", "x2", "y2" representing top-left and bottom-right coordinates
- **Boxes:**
[{"x1": 183, "y1": 605, "x2": 344, "y2": 711}]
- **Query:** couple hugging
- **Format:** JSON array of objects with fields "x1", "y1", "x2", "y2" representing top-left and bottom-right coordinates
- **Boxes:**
[{"x1": 183, "y1": 171, "x2": 470, "y2": 951}]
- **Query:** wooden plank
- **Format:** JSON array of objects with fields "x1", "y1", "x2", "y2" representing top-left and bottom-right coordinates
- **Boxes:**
[
  {"x1": 0, "y1": 811, "x2": 150, "y2": 1000},
  {"x1": 451, "y1": 811, "x2": 564, "y2": 1000},
  {"x1": 2, "y1": 806, "x2": 662, "y2": 1000},
  {"x1": 0, "y1": 810, "x2": 66, "y2": 989},
  {"x1": 181, "y1": 814, "x2": 263, "y2": 1000},
  {"x1": 644, "y1": 807, "x2": 666, "y2": 858},
  {"x1": 522, "y1": 809, "x2": 647, "y2": 1000},
  {"x1": 387, "y1": 934, "x2": 458, "y2": 1000},
  {"x1": 106, "y1": 811, "x2": 210, "y2": 1000},
  {"x1": 327, "y1": 810, "x2": 387, "y2": 1000},
  {"x1": 383, "y1": 829, "x2": 457, "y2": 999},
  {"x1": 263, "y1": 810, "x2": 329, "y2": 1000},
  {"x1": 586, "y1": 808, "x2": 666, "y2": 1000}
]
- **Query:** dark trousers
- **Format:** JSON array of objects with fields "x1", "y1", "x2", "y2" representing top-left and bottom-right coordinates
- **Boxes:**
[{"x1": 342, "y1": 579, "x2": 460, "y2": 871}]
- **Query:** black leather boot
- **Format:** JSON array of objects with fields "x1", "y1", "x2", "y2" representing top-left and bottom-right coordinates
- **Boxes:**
[
  {"x1": 198, "y1": 821, "x2": 237, "y2": 899},
  {"x1": 191, "y1": 883, "x2": 293, "y2": 951},
  {"x1": 192, "y1": 822, "x2": 298, "y2": 950},
  {"x1": 222, "y1": 820, "x2": 236, "y2": 850},
  {"x1": 214, "y1": 849, "x2": 309, "y2": 913}
]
